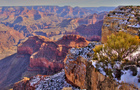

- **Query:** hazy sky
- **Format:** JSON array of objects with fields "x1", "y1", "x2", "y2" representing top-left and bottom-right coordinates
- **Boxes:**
[{"x1": 0, "y1": 0, "x2": 140, "y2": 7}]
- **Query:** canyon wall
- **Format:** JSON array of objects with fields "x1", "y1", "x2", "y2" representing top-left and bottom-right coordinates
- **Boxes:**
[{"x1": 17, "y1": 35, "x2": 89, "y2": 74}]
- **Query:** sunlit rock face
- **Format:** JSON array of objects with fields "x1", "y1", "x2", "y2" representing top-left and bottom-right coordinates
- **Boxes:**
[{"x1": 17, "y1": 35, "x2": 89, "y2": 75}]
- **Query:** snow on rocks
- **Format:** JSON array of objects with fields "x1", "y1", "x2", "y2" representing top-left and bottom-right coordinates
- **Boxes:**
[
  {"x1": 90, "y1": 45, "x2": 140, "y2": 89},
  {"x1": 98, "y1": 66, "x2": 106, "y2": 76},
  {"x1": 120, "y1": 67, "x2": 140, "y2": 88},
  {"x1": 113, "y1": 61, "x2": 122, "y2": 69},
  {"x1": 105, "y1": 6, "x2": 140, "y2": 34},
  {"x1": 30, "y1": 75, "x2": 41, "y2": 86},
  {"x1": 92, "y1": 61, "x2": 140, "y2": 89},
  {"x1": 92, "y1": 60, "x2": 97, "y2": 68},
  {"x1": 69, "y1": 42, "x2": 100, "y2": 60},
  {"x1": 128, "y1": 24, "x2": 140, "y2": 28},
  {"x1": 29, "y1": 70, "x2": 80, "y2": 90}
]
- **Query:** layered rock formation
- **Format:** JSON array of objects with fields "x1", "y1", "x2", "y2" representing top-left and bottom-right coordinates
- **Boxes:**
[
  {"x1": 17, "y1": 35, "x2": 89, "y2": 75},
  {"x1": 59, "y1": 12, "x2": 106, "y2": 27},
  {"x1": 102, "y1": 6, "x2": 140, "y2": 43},
  {"x1": 1, "y1": 10, "x2": 62, "y2": 36},
  {"x1": 0, "y1": 35, "x2": 89, "y2": 89}
]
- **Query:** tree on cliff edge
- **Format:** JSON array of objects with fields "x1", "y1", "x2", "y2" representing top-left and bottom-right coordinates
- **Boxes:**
[{"x1": 93, "y1": 31, "x2": 140, "y2": 63}]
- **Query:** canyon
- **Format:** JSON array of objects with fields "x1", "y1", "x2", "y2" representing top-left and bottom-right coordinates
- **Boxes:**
[
  {"x1": 0, "y1": 6, "x2": 111, "y2": 89},
  {"x1": 13, "y1": 42, "x2": 139, "y2": 90},
  {"x1": 1, "y1": 5, "x2": 140, "y2": 90},
  {"x1": 0, "y1": 6, "x2": 108, "y2": 60},
  {"x1": 12, "y1": 6, "x2": 140, "y2": 90},
  {"x1": 0, "y1": 6, "x2": 108, "y2": 38},
  {"x1": 0, "y1": 34, "x2": 89, "y2": 89}
]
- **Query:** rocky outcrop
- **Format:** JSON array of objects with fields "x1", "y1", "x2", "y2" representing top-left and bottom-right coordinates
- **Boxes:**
[
  {"x1": 13, "y1": 77, "x2": 34, "y2": 90},
  {"x1": 102, "y1": 6, "x2": 140, "y2": 43},
  {"x1": 64, "y1": 43, "x2": 138, "y2": 90},
  {"x1": 56, "y1": 35, "x2": 89, "y2": 47},
  {"x1": 13, "y1": 70, "x2": 79, "y2": 90},
  {"x1": 17, "y1": 35, "x2": 89, "y2": 75}
]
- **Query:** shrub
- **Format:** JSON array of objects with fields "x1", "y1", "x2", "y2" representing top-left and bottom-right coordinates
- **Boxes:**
[
  {"x1": 93, "y1": 31, "x2": 140, "y2": 78},
  {"x1": 106, "y1": 32, "x2": 139, "y2": 60},
  {"x1": 93, "y1": 31, "x2": 140, "y2": 66}
]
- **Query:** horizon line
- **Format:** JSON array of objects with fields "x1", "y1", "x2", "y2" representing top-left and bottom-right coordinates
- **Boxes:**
[{"x1": 0, "y1": 5, "x2": 121, "y2": 8}]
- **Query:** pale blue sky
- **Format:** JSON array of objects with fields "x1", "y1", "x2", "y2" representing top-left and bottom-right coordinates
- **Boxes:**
[{"x1": 0, "y1": 0, "x2": 140, "y2": 7}]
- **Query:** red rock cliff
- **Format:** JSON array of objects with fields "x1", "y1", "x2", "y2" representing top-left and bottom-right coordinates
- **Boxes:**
[{"x1": 17, "y1": 35, "x2": 89, "y2": 75}]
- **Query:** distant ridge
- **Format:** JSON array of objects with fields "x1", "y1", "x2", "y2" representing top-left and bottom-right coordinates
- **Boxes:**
[{"x1": 82, "y1": 6, "x2": 116, "y2": 12}]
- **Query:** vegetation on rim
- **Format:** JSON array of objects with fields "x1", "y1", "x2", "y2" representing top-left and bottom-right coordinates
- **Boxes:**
[{"x1": 93, "y1": 31, "x2": 140, "y2": 77}]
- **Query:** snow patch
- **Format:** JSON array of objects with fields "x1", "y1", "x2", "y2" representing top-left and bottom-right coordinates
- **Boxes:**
[
  {"x1": 98, "y1": 67, "x2": 106, "y2": 76},
  {"x1": 120, "y1": 67, "x2": 140, "y2": 88},
  {"x1": 128, "y1": 24, "x2": 140, "y2": 28},
  {"x1": 29, "y1": 70, "x2": 80, "y2": 90},
  {"x1": 92, "y1": 60, "x2": 97, "y2": 68}
]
